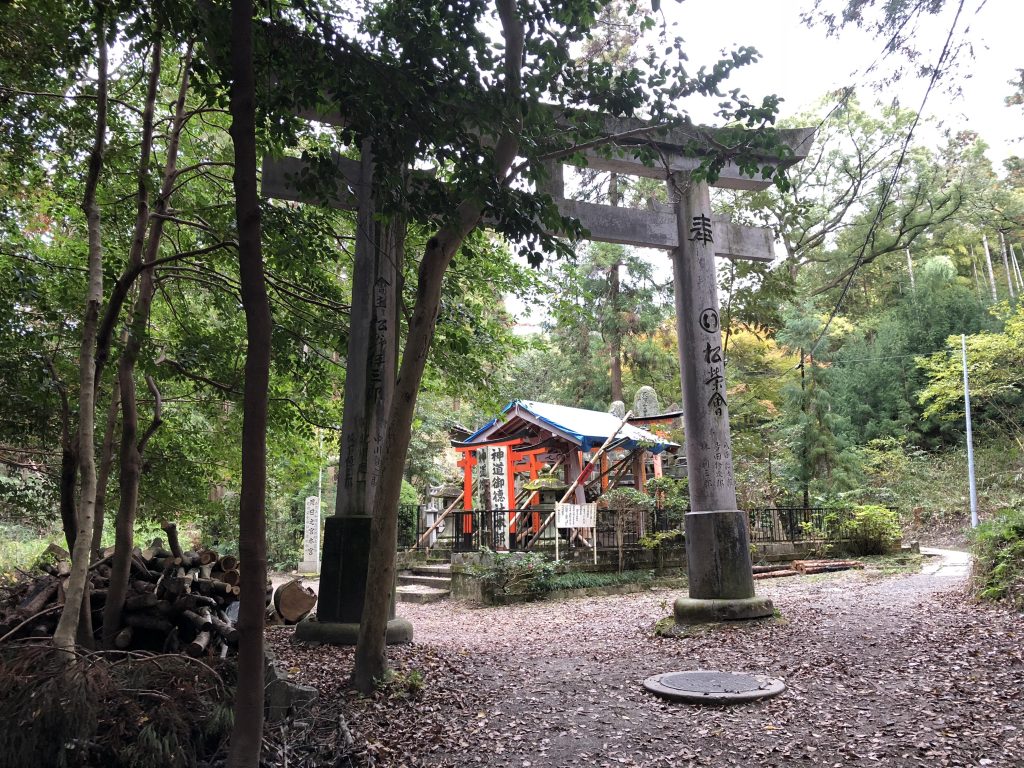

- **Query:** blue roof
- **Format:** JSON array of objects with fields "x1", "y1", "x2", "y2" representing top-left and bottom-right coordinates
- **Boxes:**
[{"x1": 464, "y1": 399, "x2": 675, "y2": 454}]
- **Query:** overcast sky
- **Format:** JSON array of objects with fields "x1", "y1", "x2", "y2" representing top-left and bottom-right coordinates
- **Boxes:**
[
  {"x1": 511, "y1": 1, "x2": 1021, "y2": 333},
  {"x1": 664, "y1": 0, "x2": 1021, "y2": 167}
]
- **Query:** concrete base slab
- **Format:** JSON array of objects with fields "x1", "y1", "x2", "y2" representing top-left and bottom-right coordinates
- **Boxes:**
[
  {"x1": 643, "y1": 670, "x2": 785, "y2": 704},
  {"x1": 294, "y1": 615, "x2": 413, "y2": 645},
  {"x1": 673, "y1": 595, "x2": 774, "y2": 624}
]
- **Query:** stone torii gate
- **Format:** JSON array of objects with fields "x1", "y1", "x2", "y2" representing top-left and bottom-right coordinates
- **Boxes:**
[
  {"x1": 263, "y1": 115, "x2": 812, "y2": 629},
  {"x1": 536, "y1": 118, "x2": 813, "y2": 622}
]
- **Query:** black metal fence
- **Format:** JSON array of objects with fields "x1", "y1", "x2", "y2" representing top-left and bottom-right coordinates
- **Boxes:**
[
  {"x1": 403, "y1": 506, "x2": 663, "y2": 553},
  {"x1": 400, "y1": 504, "x2": 894, "y2": 553},
  {"x1": 747, "y1": 507, "x2": 840, "y2": 544}
]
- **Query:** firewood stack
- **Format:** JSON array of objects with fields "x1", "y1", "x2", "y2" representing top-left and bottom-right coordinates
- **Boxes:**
[{"x1": 0, "y1": 522, "x2": 277, "y2": 656}]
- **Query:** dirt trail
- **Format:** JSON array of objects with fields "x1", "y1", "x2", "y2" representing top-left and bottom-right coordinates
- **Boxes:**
[{"x1": 271, "y1": 551, "x2": 1024, "y2": 767}]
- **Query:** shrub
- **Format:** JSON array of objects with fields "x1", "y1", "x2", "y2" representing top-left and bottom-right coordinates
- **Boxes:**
[
  {"x1": 398, "y1": 480, "x2": 421, "y2": 546},
  {"x1": 643, "y1": 476, "x2": 688, "y2": 526},
  {"x1": 470, "y1": 548, "x2": 556, "y2": 595},
  {"x1": 971, "y1": 508, "x2": 1024, "y2": 608},
  {"x1": 835, "y1": 505, "x2": 902, "y2": 556},
  {"x1": 639, "y1": 529, "x2": 685, "y2": 549},
  {"x1": 0, "y1": 524, "x2": 52, "y2": 585},
  {"x1": 599, "y1": 487, "x2": 654, "y2": 514},
  {"x1": 598, "y1": 488, "x2": 654, "y2": 572}
]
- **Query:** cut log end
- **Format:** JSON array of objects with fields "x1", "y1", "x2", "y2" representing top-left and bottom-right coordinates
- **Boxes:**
[{"x1": 272, "y1": 579, "x2": 318, "y2": 624}]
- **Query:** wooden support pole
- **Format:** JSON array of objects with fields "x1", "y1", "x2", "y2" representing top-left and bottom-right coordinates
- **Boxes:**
[
  {"x1": 409, "y1": 489, "x2": 467, "y2": 551},
  {"x1": 528, "y1": 413, "x2": 632, "y2": 551}
]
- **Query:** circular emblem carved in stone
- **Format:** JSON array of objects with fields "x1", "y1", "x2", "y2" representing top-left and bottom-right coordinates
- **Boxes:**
[{"x1": 699, "y1": 308, "x2": 719, "y2": 333}]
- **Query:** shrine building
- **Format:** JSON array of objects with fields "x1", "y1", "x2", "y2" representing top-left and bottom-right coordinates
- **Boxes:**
[{"x1": 445, "y1": 400, "x2": 681, "y2": 551}]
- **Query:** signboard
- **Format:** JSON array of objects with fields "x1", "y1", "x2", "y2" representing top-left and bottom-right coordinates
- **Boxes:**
[
  {"x1": 298, "y1": 495, "x2": 321, "y2": 572},
  {"x1": 555, "y1": 502, "x2": 597, "y2": 529}
]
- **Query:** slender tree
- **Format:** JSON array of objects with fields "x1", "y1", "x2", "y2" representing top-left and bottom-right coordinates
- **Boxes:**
[
  {"x1": 102, "y1": 41, "x2": 194, "y2": 646},
  {"x1": 52, "y1": 4, "x2": 108, "y2": 655},
  {"x1": 227, "y1": 0, "x2": 272, "y2": 761}
]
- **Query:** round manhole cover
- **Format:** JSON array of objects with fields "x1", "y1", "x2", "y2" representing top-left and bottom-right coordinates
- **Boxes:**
[{"x1": 643, "y1": 670, "x2": 785, "y2": 704}]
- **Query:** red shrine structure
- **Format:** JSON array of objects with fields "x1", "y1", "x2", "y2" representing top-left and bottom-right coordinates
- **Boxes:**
[{"x1": 442, "y1": 400, "x2": 681, "y2": 551}]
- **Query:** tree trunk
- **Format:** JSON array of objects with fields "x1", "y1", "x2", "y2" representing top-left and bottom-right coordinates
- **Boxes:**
[
  {"x1": 352, "y1": 0, "x2": 525, "y2": 693},
  {"x1": 982, "y1": 234, "x2": 998, "y2": 302},
  {"x1": 609, "y1": 260, "x2": 623, "y2": 402},
  {"x1": 53, "y1": 9, "x2": 107, "y2": 656},
  {"x1": 999, "y1": 232, "x2": 1016, "y2": 299},
  {"x1": 227, "y1": 0, "x2": 272, "y2": 763},
  {"x1": 92, "y1": 379, "x2": 121, "y2": 562},
  {"x1": 103, "y1": 39, "x2": 191, "y2": 648},
  {"x1": 46, "y1": 358, "x2": 78, "y2": 552},
  {"x1": 1012, "y1": 243, "x2": 1024, "y2": 294},
  {"x1": 800, "y1": 349, "x2": 810, "y2": 510},
  {"x1": 58, "y1": 443, "x2": 78, "y2": 554},
  {"x1": 970, "y1": 244, "x2": 981, "y2": 297}
]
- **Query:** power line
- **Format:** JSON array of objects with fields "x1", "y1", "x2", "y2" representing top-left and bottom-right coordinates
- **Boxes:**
[{"x1": 809, "y1": 0, "x2": 968, "y2": 357}]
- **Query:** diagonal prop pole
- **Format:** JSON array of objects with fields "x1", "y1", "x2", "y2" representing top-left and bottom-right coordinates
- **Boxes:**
[
  {"x1": 409, "y1": 484, "x2": 473, "y2": 552},
  {"x1": 531, "y1": 411, "x2": 633, "y2": 556},
  {"x1": 508, "y1": 455, "x2": 567, "y2": 537}
]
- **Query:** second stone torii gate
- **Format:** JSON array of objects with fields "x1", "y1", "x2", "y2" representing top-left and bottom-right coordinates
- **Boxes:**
[
  {"x1": 264, "y1": 116, "x2": 813, "y2": 626},
  {"x1": 540, "y1": 119, "x2": 813, "y2": 622}
]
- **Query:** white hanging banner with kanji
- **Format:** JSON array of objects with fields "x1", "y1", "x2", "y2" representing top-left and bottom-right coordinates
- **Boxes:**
[{"x1": 486, "y1": 446, "x2": 510, "y2": 549}]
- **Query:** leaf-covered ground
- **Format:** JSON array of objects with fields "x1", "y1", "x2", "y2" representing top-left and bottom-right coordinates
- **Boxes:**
[{"x1": 267, "y1": 551, "x2": 1024, "y2": 767}]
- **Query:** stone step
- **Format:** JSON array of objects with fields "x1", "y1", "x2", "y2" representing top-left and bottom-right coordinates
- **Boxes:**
[
  {"x1": 396, "y1": 584, "x2": 450, "y2": 604},
  {"x1": 397, "y1": 573, "x2": 451, "y2": 588},
  {"x1": 410, "y1": 564, "x2": 452, "y2": 577}
]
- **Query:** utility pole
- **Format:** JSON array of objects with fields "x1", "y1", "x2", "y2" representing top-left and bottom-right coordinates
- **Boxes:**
[{"x1": 961, "y1": 335, "x2": 978, "y2": 528}]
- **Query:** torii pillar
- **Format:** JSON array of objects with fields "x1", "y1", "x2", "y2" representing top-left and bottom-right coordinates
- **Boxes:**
[
  {"x1": 670, "y1": 176, "x2": 771, "y2": 622},
  {"x1": 281, "y1": 141, "x2": 413, "y2": 645}
]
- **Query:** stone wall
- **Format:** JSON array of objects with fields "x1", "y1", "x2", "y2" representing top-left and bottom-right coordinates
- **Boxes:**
[{"x1": 450, "y1": 541, "x2": 687, "y2": 604}]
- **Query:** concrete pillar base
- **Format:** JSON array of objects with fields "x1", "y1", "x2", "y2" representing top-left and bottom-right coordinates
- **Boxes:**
[
  {"x1": 673, "y1": 595, "x2": 774, "y2": 624},
  {"x1": 294, "y1": 615, "x2": 413, "y2": 645}
]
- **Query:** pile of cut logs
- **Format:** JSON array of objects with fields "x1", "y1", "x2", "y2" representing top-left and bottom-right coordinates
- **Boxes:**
[
  {"x1": 0, "y1": 521, "x2": 317, "y2": 656},
  {"x1": 791, "y1": 559, "x2": 864, "y2": 575}
]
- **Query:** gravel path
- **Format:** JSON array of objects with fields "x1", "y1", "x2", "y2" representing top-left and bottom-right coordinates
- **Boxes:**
[{"x1": 269, "y1": 550, "x2": 1024, "y2": 767}]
